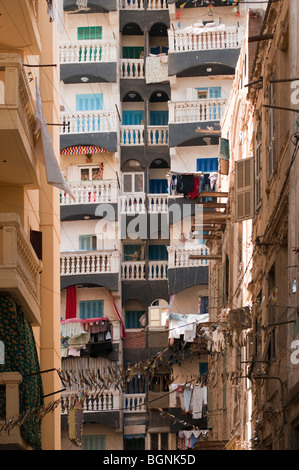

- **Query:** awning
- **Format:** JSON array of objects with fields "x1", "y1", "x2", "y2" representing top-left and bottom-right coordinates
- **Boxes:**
[{"x1": 60, "y1": 145, "x2": 108, "y2": 155}]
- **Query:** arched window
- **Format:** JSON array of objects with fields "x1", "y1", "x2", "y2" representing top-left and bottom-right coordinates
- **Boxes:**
[{"x1": 148, "y1": 299, "x2": 168, "y2": 327}]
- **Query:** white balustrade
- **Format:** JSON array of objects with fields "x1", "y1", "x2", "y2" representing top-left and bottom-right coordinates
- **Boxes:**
[
  {"x1": 147, "y1": 126, "x2": 168, "y2": 145},
  {"x1": 148, "y1": 194, "x2": 168, "y2": 213},
  {"x1": 120, "y1": 58, "x2": 145, "y2": 79},
  {"x1": 168, "y1": 98, "x2": 226, "y2": 124},
  {"x1": 167, "y1": 246, "x2": 209, "y2": 268},
  {"x1": 120, "y1": 0, "x2": 144, "y2": 9},
  {"x1": 61, "y1": 111, "x2": 118, "y2": 135},
  {"x1": 61, "y1": 391, "x2": 120, "y2": 413},
  {"x1": 121, "y1": 261, "x2": 146, "y2": 280},
  {"x1": 120, "y1": 194, "x2": 146, "y2": 214},
  {"x1": 60, "y1": 180, "x2": 119, "y2": 205},
  {"x1": 120, "y1": 125, "x2": 144, "y2": 145},
  {"x1": 148, "y1": 260, "x2": 168, "y2": 280},
  {"x1": 147, "y1": 0, "x2": 168, "y2": 9},
  {"x1": 124, "y1": 394, "x2": 147, "y2": 412},
  {"x1": 168, "y1": 27, "x2": 240, "y2": 53},
  {"x1": 60, "y1": 41, "x2": 117, "y2": 64},
  {"x1": 120, "y1": 0, "x2": 167, "y2": 9},
  {"x1": 60, "y1": 250, "x2": 120, "y2": 276}
]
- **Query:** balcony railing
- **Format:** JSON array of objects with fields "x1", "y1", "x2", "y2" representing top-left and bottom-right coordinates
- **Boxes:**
[
  {"x1": 168, "y1": 246, "x2": 209, "y2": 268},
  {"x1": 147, "y1": 126, "x2": 168, "y2": 145},
  {"x1": 0, "y1": 213, "x2": 41, "y2": 325},
  {"x1": 148, "y1": 194, "x2": 168, "y2": 213},
  {"x1": 120, "y1": 58, "x2": 145, "y2": 79},
  {"x1": 120, "y1": 125, "x2": 145, "y2": 146},
  {"x1": 120, "y1": 194, "x2": 146, "y2": 214},
  {"x1": 61, "y1": 390, "x2": 120, "y2": 414},
  {"x1": 60, "y1": 180, "x2": 119, "y2": 205},
  {"x1": 60, "y1": 250, "x2": 120, "y2": 276},
  {"x1": 124, "y1": 393, "x2": 147, "y2": 412},
  {"x1": 60, "y1": 111, "x2": 118, "y2": 135},
  {"x1": 121, "y1": 260, "x2": 168, "y2": 280},
  {"x1": 168, "y1": 98, "x2": 226, "y2": 124},
  {"x1": 60, "y1": 41, "x2": 117, "y2": 64},
  {"x1": 168, "y1": 26, "x2": 240, "y2": 53},
  {"x1": 120, "y1": 0, "x2": 168, "y2": 10}
]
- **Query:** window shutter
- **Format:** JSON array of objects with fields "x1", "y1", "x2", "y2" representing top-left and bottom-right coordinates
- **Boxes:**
[
  {"x1": 235, "y1": 157, "x2": 254, "y2": 221},
  {"x1": 80, "y1": 300, "x2": 104, "y2": 319},
  {"x1": 218, "y1": 263, "x2": 225, "y2": 308}
]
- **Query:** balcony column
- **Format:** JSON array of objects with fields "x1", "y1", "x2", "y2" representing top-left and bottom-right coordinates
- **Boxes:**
[{"x1": 0, "y1": 372, "x2": 22, "y2": 420}]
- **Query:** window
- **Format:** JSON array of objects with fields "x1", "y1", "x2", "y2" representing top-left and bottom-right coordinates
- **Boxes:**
[
  {"x1": 235, "y1": 157, "x2": 254, "y2": 221},
  {"x1": 79, "y1": 300, "x2": 104, "y2": 319},
  {"x1": 125, "y1": 311, "x2": 145, "y2": 329},
  {"x1": 148, "y1": 299, "x2": 168, "y2": 327},
  {"x1": 122, "y1": 173, "x2": 144, "y2": 193},
  {"x1": 196, "y1": 86, "x2": 221, "y2": 99},
  {"x1": 148, "y1": 245, "x2": 168, "y2": 261},
  {"x1": 79, "y1": 166, "x2": 102, "y2": 181},
  {"x1": 76, "y1": 93, "x2": 103, "y2": 112},
  {"x1": 267, "y1": 82, "x2": 276, "y2": 180},
  {"x1": 122, "y1": 110, "x2": 144, "y2": 125},
  {"x1": 77, "y1": 27, "x2": 102, "y2": 40},
  {"x1": 123, "y1": 244, "x2": 144, "y2": 261},
  {"x1": 79, "y1": 235, "x2": 97, "y2": 251},
  {"x1": 199, "y1": 296, "x2": 209, "y2": 314},
  {"x1": 82, "y1": 435, "x2": 105, "y2": 450},
  {"x1": 197, "y1": 158, "x2": 218, "y2": 173},
  {"x1": 122, "y1": 46, "x2": 144, "y2": 59},
  {"x1": 150, "y1": 433, "x2": 169, "y2": 451}
]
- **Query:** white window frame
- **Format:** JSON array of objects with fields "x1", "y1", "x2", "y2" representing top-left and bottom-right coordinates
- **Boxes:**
[
  {"x1": 148, "y1": 299, "x2": 168, "y2": 328},
  {"x1": 122, "y1": 172, "x2": 144, "y2": 193},
  {"x1": 79, "y1": 165, "x2": 102, "y2": 181},
  {"x1": 149, "y1": 432, "x2": 169, "y2": 451}
]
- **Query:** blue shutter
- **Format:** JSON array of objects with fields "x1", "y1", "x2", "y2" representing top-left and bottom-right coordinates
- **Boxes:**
[
  {"x1": 209, "y1": 87, "x2": 221, "y2": 98},
  {"x1": 197, "y1": 158, "x2": 218, "y2": 173},
  {"x1": 148, "y1": 245, "x2": 168, "y2": 260},
  {"x1": 150, "y1": 111, "x2": 169, "y2": 125},
  {"x1": 80, "y1": 300, "x2": 104, "y2": 319},
  {"x1": 76, "y1": 93, "x2": 103, "y2": 111},
  {"x1": 149, "y1": 179, "x2": 168, "y2": 194},
  {"x1": 122, "y1": 110, "x2": 144, "y2": 125}
]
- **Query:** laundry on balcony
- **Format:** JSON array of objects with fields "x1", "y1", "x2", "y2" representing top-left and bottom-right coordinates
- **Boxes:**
[
  {"x1": 167, "y1": 312, "x2": 209, "y2": 343},
  {"x1": 168, "y1": 171, "x2": 218, "y2": 200},
  {"x1": 145, "y1": 54, "x2": 168, "y2": 84},
  {"x1": 177, "y1": 429, "x2": 209, "y2": 450}
]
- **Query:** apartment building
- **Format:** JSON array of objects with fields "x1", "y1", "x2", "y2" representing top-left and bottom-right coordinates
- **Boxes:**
[
  {"x1": 0, "y1": 0, "x2": 62, "y2": 450},
  {"x1": 207, "y1": 0, "x2": 299, "y2": 451},
  {"x1": 58, "y1": 0, "x2": 250, "y2": 451}
]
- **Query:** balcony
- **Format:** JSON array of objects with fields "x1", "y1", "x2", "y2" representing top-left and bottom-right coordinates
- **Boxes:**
[
  {"x1": 0, "y1": 372, "x2": 32, "y2": 450},
  {"x1": 0, "y1": 1, "x2": 41, "y2": 55},
  {"x1": 121, "y1": 260, "x2": 168, "y2": 280},
  {"x1": 124, "y1": 393, "x2": 146, "y2": 413},
  {"x1": 167, "y1": 246, "x2": 209, "y2": 294},
  {"x1": 0, "y1": 54, "x2": 39, "y2": 187},
  {"x1": 168, "y1": 26, "x2": 242, "y2": 76},
  {"x1": 120, "y1": 193, "x2": 168, "y2": 214},
  {"x1": 0, "y1": 214, "x2": 41, "y2": 326},
  {"x1": 61, "y1": 390, "x2": 120, "y2": 414},
  {"x1": 120, "y1": 58, "x2": 145, "y2": 79},
  {"x1": 168, "y1": 98, "x2": 226, "y2": 147},
  {"x1": 60, "y1": 180, "x2": 119, "y2": 221},
  {"x1": 120, "y1": 0, "x2": 168, "y2": 10},
  {"x1": 60, "y1": 110, "x2": 118, "y2": 153},
  {"x1": 60, "y1": 250, "x2": 120, "y2": 291},
  {"x1": 60, "y1": 40, "x2": 117, "y2": 84},
  {"x1": 63, "y1": 0, "x2": 118, "y2": 13}
]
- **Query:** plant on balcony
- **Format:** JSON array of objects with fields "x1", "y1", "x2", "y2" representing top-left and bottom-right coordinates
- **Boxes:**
[{"x1": 85, "y1": 153, "x2": 93, "y2": 163}]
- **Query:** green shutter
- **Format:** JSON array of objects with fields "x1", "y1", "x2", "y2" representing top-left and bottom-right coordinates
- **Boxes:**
[
  {"x1": 77, "y1": 27, "x2": 102, "y2": 40},
  {"x1": 125, "y1": 311, "x2": 145, "y2": 329},
  {"x1": 80, "y1": 300, "x2": 104, "y2": 319}
]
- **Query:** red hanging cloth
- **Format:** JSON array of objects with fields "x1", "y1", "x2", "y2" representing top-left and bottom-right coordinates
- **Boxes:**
[{"x1": 65, "y1": 285, "x2": 77, "y2": 319}]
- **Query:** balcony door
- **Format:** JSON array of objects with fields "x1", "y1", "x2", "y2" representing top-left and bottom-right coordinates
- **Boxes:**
[{"x1": 76, "y1": 93, "x2": 103, "y2": 132}]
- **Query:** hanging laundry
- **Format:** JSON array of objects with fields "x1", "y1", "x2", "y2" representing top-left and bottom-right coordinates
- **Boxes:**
[
  {"x1": 46, "y1": 0, "x2": 55, "y2": 22},
  {"x1": 184, "y1": 385, "x2": 193, "y2": 413},
  {"x1": 186, "y1": 176, "x2": 199, "y2": 199}
]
